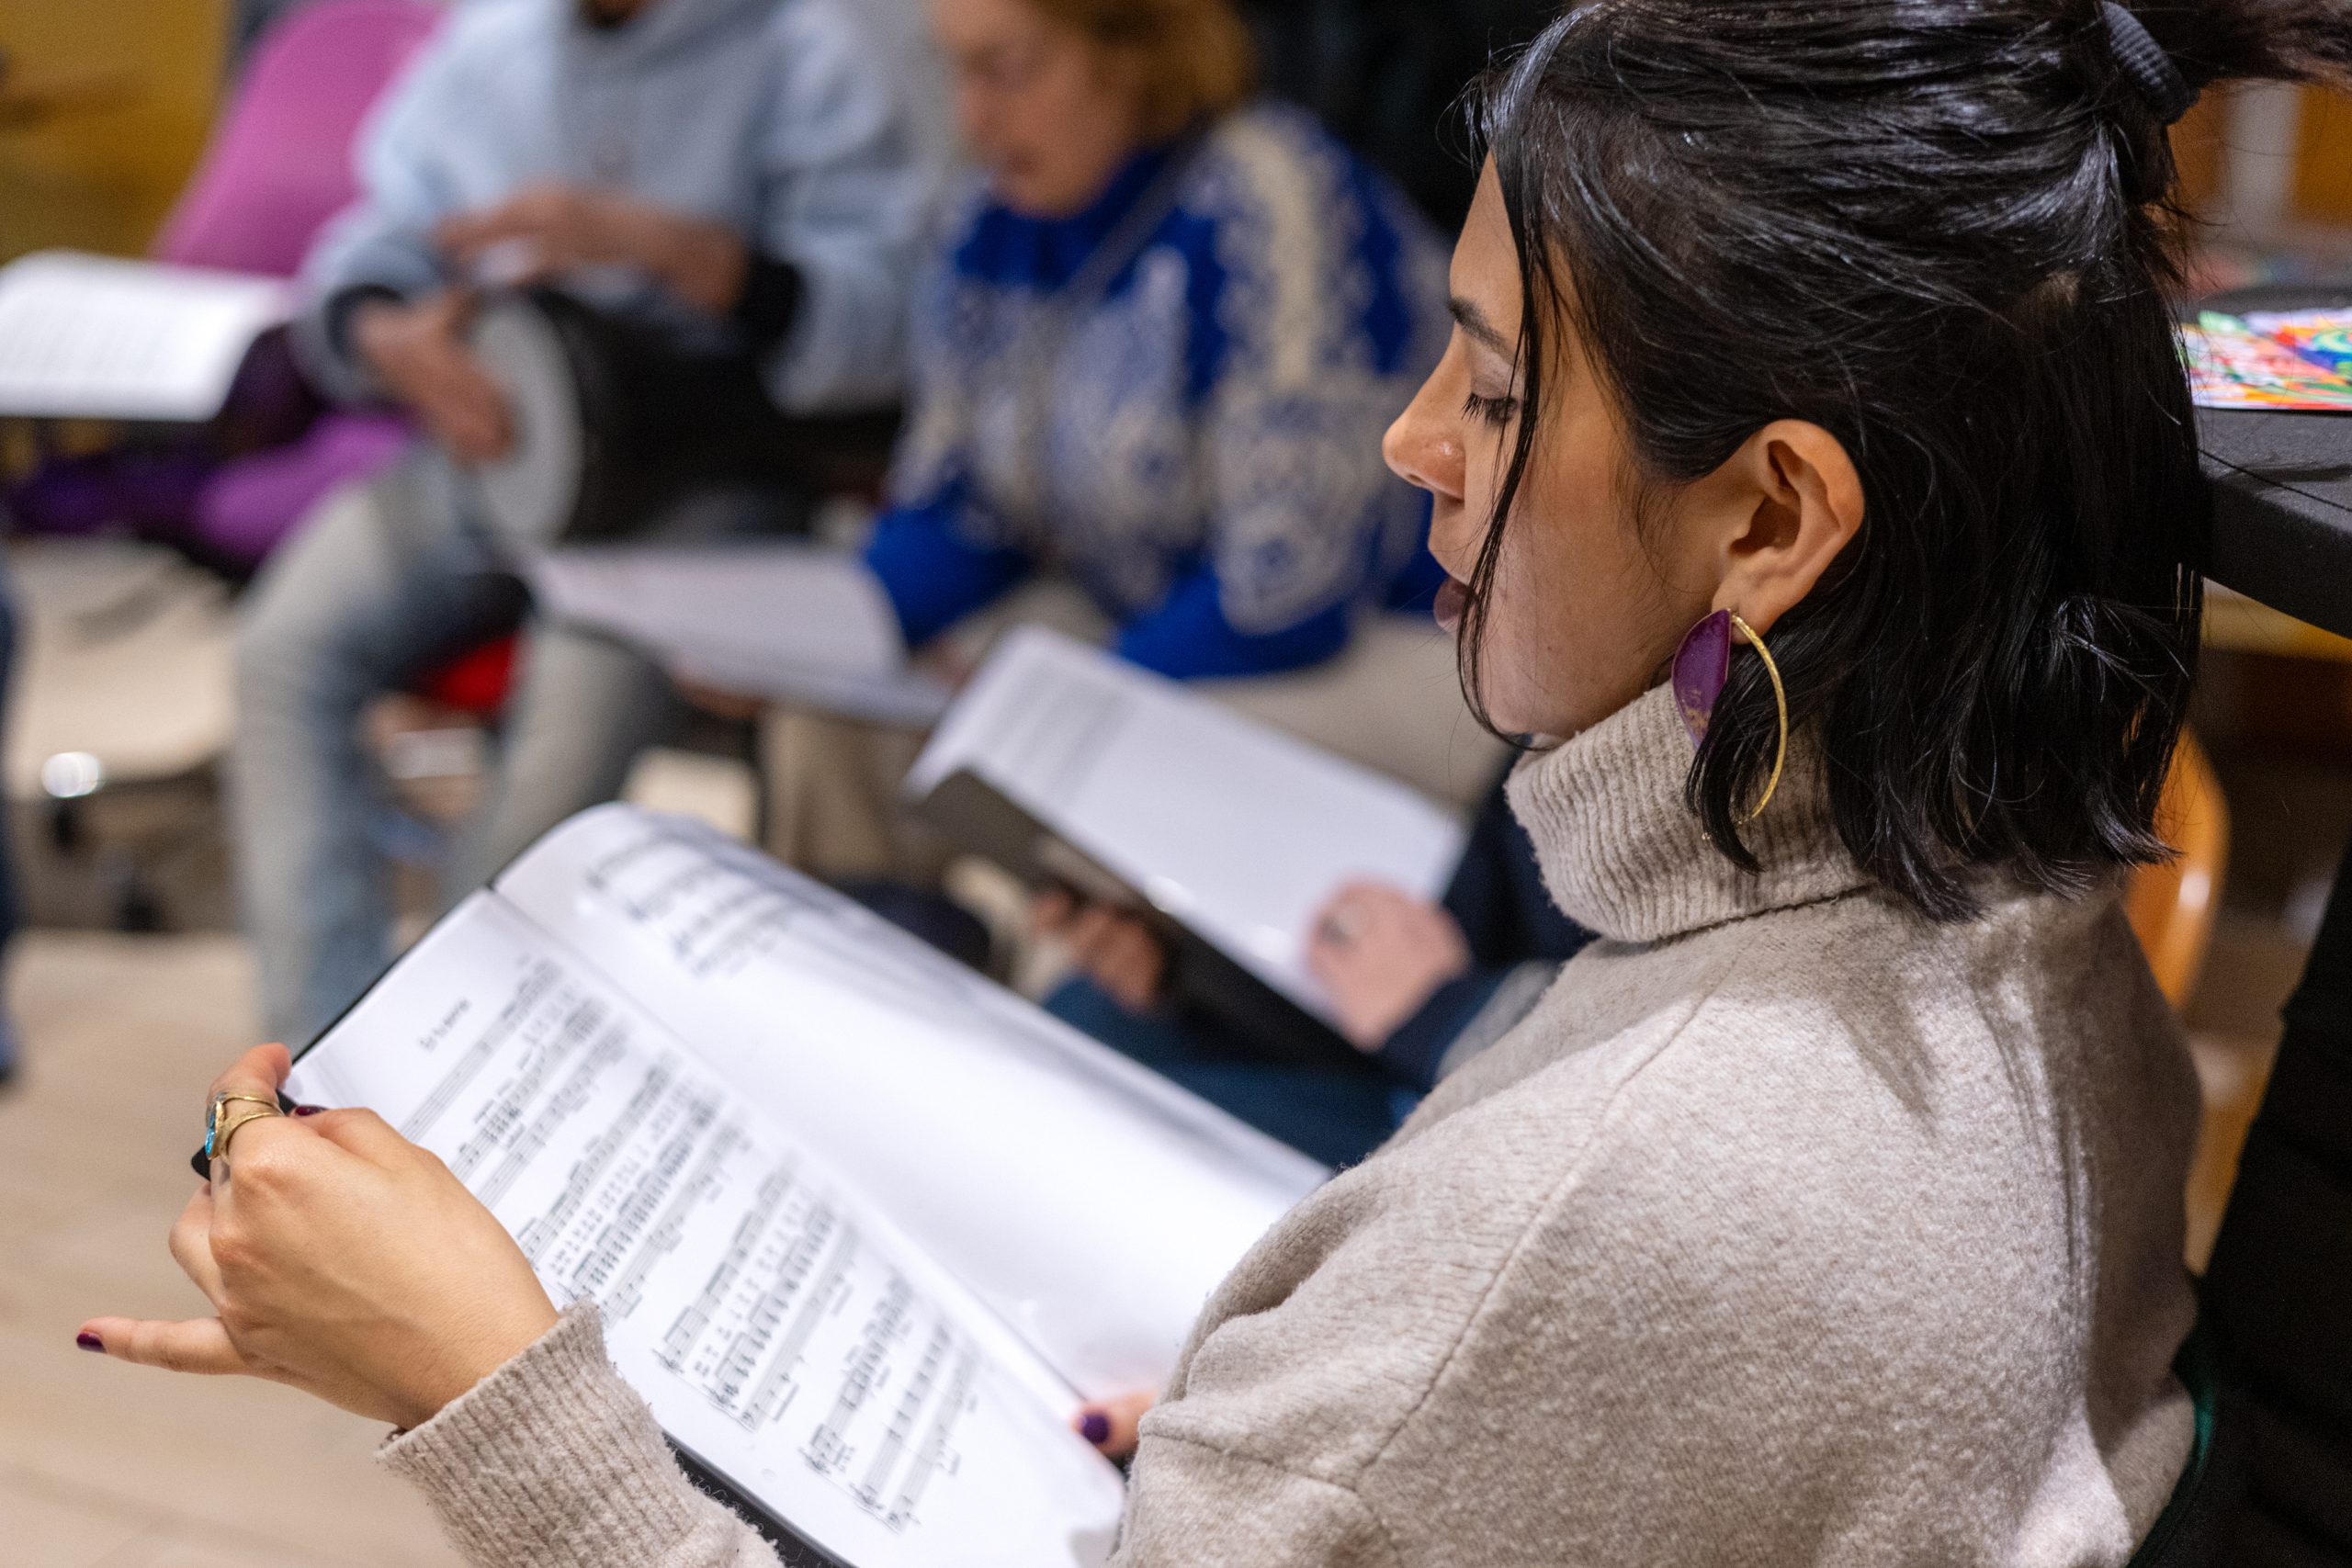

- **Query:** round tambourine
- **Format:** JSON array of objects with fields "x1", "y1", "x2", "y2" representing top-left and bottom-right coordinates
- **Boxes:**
[{"x1": 465, "y1": 289, "x2": 899, "y2": 549}]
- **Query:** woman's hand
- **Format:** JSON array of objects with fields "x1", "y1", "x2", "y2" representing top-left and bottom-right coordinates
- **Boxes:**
[
  {"x1": 1074, "y1": 1389, "x2": 1156, "y2": 1462},
  {"x1": 1305, "y1": 882, "x2": 1472, "y2": 1051},
  {"x1": 79, "y1": 1044, "x2": 559, "y2": 1431},
  {"x1": 1032, "y1": 887, "x2": 1169, "y2": 1014},
  {"x1": 435, "y1": 185, "x2": 750, "y2": 315}
]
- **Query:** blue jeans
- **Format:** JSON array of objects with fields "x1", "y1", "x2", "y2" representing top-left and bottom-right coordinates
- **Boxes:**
[
  {"x1": 231, "y1": 452, "x2": 688, "y2": 1044},
  {"x1": 1045, "y1": 978, "x2": 1415, "y2": 1168}
]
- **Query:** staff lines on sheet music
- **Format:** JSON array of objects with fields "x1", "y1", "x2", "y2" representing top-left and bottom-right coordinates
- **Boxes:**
[
  {"x1": 673, "y1": 884, "x2": 788, "y2": 978},
  {"x1": 592, "y1": 823, "x2": 995, "y2": 1019},
  {"x1": 0, "y1": 294, "x2": 222, "y2": 388},
  {"x1": 659, "y1": 1159, "x2": 796, "y2": 1368},
  {"x1": 400, "y1": 960, "x2": 564, "y2": 1145},
  {"x1": 890, "y1": 1346, "x2": 978, "y2": 1529},
  {"x1": 531, "y1": 1073, "x2": 702, "y2": 1286},
  {"x1": 605, "y1": 1118, "x2": 752, "y2": 1319},
  {"x1": 593, "y1": 833, "x2": 837, "y2": 978},
  {"x1": 736, "y1": 1221, "x2": 856, "y2": 1431},
  {"x1": 515, "y1": 1055, "x2": 676, "y2": 1261},
  {"x1": 806, "y1": 1275, "x2": 913, "y2": 1476},
  {"x1": 569, "y1": 1087, "x2": 722, "y2": 1299},
  {"x1": 859, "y1": 1320, "x2": 949, "y2": 1522},
  {"x1": 458, "y1": 1003, "x2": 619, "y2": 1193}
]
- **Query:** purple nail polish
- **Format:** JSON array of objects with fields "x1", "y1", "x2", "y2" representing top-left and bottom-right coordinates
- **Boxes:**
[
  {"x1": 1079, "y1": 1410, "x2": 1111, "y2": 1446},
  {"x1": 293, "y1": 1104, "x2": 324, "y2": 1117},
  {"x1": 75, "y1": 1331, "x2": 103, "y2": 1353}
]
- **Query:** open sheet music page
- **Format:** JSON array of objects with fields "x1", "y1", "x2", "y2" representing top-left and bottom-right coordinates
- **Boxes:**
[
  {"x1": 0, "y1": 252, "x2": 291, "y2": 420},
  {"x1": 286, "y1": 890, "x2": 1126, "y2": 1568},
  {"x1": 907, "y1": 627, "x2": 1467, "y2": 1024},
  {"x1": 490, "y1": 807, "x2": 1326, "y2": 1398},
  {"x1": 527, "y1": 544, "x2": 953, "y2": 725}
]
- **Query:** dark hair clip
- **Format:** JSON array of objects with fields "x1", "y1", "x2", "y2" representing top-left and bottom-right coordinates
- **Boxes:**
[{"x1": 2100, "y1": 2, "x2": 2197, "y2": 125}]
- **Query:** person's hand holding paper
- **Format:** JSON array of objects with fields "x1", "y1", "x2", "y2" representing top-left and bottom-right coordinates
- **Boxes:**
[
  {"x1": 1033, "y1": 886, "x2": 1170, "y2": 1014},
  {"x1": 1040, "y1": 875, "x2": 1476, "y2": 1053},
  {"x1": 79, "y1": 1043, "x2": 559, "y2": 1430},
  {"x1": 1305, "y1": 882, "x2": 1474, "y2": 1050}
]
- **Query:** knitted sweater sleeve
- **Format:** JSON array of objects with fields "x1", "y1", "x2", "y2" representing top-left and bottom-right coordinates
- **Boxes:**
[
  {"x1": 380, "y1": 1303, "x2": 782, "y2": 1568},
  {"x1": 1114, "y1": 1434, "x2": 1399, "y2": 1568}
]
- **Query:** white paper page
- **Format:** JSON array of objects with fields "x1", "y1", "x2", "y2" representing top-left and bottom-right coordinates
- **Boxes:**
[
  {"x1": 492, "y1": 806, "x2": 1327, "y2": 1398},
  {"x1": 908, "y1": 627, "x2": 1466, "y2": 1021},
  {"x1": 0, "y1": 251, "x2": 291, "y2": 420},
  {"x1": 527, "y1": 544, "x2": 952, "y2": 725},
  {"x1": 286, "y1": 895, "x2": 1125, "y2": 1568}
]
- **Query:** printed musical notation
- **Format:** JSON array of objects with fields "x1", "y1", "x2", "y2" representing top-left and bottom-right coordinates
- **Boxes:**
[{"x1": 379, "y1": 946, "x2": 986, "y2": 1535}]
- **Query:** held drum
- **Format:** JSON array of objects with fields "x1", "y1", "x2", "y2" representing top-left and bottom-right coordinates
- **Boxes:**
[{"x1": 466, "y1": 288, "x2": 899, "y2": 549}]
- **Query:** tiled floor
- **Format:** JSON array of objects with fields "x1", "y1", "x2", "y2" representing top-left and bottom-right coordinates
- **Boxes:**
[{"x1": 0, "y1": 932, "x2": 462, "y2": 1568}]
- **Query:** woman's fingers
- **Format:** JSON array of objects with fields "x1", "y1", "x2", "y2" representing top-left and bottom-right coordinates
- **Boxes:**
[
  {"x1": 300, "y1": 1107, "x2": 422, "y2": 1168},
  {"x1": 1037, "y1": 896, "x2": 1167, "y2": 1010},
  {"x1": 206, "y1": 1043, "x2": 292, "y2": 1105},
  {"x1": 1074, "y1": 1389, "x2": 1158, "y2": 1461},
  {"x1": 1030, "y1": 886, "x2": 1075, "y2": 934},
  {"x1": 166, "y1": 1184, "x2": 226, "y2": 1306},
  {"x1": 1304, "y1": 925, "x2": 1358, "y2": 987},
  {"x1": 1095, "y1": 919, "x2": 1165, "y2": 1011},
  {"x1": 1063, "y1": 904, "x2": 1116, "y2": 957},
  {"x1": 78, "y1": 1314, "x2": 249, "y2": 1377},
  {"x1": 1306, "y1": 887, "x2": 1377, "y2": 981},
  {"x1": 203, "y1": 1043, "x2": 298, "y2": 1183}
]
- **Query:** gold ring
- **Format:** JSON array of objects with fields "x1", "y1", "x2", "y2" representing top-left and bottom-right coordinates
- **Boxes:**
[
  {"x1": 206, "y1": 1092, "x2": 284, "y2": 1166},
  {"x1": 211, "y1": 1108, "x2": 282, "y2": 1164}
]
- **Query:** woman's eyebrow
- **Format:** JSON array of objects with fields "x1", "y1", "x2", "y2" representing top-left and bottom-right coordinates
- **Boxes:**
[{"x1": 1449, "y1": 296, "x2": 1511, "y2": 355}]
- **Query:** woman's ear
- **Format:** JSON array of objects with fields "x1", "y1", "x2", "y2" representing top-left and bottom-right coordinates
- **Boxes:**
[{"x1": 1700, "y1": 420, "x2": 1864, "y2": 635}]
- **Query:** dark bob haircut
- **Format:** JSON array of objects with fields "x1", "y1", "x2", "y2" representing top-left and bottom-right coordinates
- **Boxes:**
[{"x1": 1462, "y1": 0, "x2": 2349, "y2": 919}]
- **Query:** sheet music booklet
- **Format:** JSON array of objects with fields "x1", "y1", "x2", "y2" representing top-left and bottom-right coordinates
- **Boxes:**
[
  {"x1": 527, "y1": 543, "x2": 953, "y2": 726},
  {"x1": 282, "y1": 805, "x2": 1325, "y2": 1568},
  {"x1": 906, "y1": 627, "x2": 1467, "y2": 1036},
  {"x1": 0, "y1": 251, "x2": 292, "y2": 421}
]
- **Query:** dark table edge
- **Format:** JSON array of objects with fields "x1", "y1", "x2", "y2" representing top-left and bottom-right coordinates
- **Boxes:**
[{"x1": 2203, "y1": 448, "x2": 2352, "y2": 643}]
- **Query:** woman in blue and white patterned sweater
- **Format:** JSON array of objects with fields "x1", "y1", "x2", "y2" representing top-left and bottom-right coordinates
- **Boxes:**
[{"x1": 867, "y1": 0, "x2": 1449, "y2": 681}]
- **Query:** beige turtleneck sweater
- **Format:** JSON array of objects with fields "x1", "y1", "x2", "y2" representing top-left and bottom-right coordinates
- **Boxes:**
[{"x1": 381, "y1": 685, "x2": 2200, "y2": 1566}]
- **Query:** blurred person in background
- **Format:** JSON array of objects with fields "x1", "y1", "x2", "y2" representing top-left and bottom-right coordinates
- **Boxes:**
[
  {"x1": 860, "y1": 0, "x2": 1449, "y2": 681},
  {"x1": 232, "y1": 0, "x2": 938, "y2": 1047},
  {"x1": 1036, "y1": 765, "x2": 1591, "y2": 1166}
]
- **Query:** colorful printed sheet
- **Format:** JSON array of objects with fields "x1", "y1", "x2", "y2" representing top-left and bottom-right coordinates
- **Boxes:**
[
  {"x1": 2181, "y1": 310, "x2": 2352, "y2": 412},
  {"x1": 2243, "y1": 307, "x2": 2352, "y2": 379}
]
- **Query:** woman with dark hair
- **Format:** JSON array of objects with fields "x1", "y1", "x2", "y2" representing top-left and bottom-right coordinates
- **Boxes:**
[{"x1": 84, "y1": 1, "x2": 2309, "y2": 1560}]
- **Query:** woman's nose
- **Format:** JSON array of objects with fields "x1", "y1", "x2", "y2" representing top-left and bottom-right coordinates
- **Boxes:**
[{"x1": 1383, "y1": 379, "x2": 1465, "y2": 502}]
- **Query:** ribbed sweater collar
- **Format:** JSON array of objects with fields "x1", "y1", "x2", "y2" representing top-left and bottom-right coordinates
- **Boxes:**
[{"x1": 1507, "y1": 685, "x2": 1871, "y2": 944}]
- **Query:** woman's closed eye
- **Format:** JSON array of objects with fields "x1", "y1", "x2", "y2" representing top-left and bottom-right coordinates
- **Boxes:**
[{"x1": 1462, "y1": 389, "x2": 1520, "y2": 428}]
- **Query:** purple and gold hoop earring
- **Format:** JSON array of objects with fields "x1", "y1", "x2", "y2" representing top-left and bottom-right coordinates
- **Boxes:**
[{"x1": 1669, "y1": 609, "x2": 1789, "y2": 823}]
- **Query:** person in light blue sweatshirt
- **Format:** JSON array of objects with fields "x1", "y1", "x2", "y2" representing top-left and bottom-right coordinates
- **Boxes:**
[{"x1": 232, "y1": 0, "x2": 942, "y2": 1047}]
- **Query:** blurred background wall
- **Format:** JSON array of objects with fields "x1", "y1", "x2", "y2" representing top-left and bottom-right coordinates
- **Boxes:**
[{"x1": 0, "y1": 0, "x2": 227, "y2": 259}]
